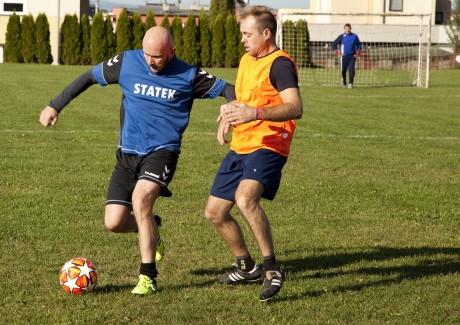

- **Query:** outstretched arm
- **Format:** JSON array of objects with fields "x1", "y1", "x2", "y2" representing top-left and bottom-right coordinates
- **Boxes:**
[{"x1": 39, "y1": 69, "x2": 97, "y2": 127}]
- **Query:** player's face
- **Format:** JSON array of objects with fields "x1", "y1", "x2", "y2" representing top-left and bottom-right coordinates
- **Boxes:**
[
  {"x1": 240, "y1": 17, "x2": 269, "y2": 57},
  {"x1": 344, "y1": 26, "x2": 351, "y2": 34},
  {"x1": 143, "y1": 45, "x2": 176, "y2": 73}
]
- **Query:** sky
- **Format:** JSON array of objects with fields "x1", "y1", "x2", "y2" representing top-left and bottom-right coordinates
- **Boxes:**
[{"x1": 91, "y1": 0, "x2": 309, "y2": 10}]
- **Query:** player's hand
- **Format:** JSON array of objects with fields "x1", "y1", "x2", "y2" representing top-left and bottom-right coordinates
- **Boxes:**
[
  {"x1": 39, "y1": 106, "x2": 59, "y2": 127},
  {"x1": 336, "y1": 51, "x2": 343, "y2": 57},
  {"x1": 221, "y1": 101, "x2": 254, "y2": 125},
  {"x1": 217, "y1": 103, "x2": 232, "y2": 145},
  {"x1": 217, "y1": 118, "x2": 231, "y2": 146}
]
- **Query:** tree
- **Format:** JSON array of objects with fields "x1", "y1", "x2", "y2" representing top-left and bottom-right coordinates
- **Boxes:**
[
  {"x1": 105, "y1": 17, "x2": 116, "y2": 58},
  {"x1": 4, "y1": 12, "x2": 22, "y2": 63},
  {"x1": 80, "y1": 14, "x2": 91, "y2": 65},
  {"x1": 116, "y1": 9, "x2": 132, "y2": 53},
  {"x1": 35, "y1": 13, "x2": 53, "y2": 64},
  {"x1": 160, "y1": 14, "x2": 170, "y2": 30},
  {"x1": 225, "y1": 14, "x2": 239, "y2": 67},
  {"x1": 60, "y1": 14, "x2": 81, "y2": 65},
  {"x1": 145, "y1": 10, "x2": 156, "y2": 30},
  {"x1": 182, "y1": 12, "x2": 199, "y2": 65},
  {"x1": 296, "y1": 19, "x2": 312, "y2": 68},
  {"x1": 171, "y1": 16, "x2": 183, "y2": 58},
  {"x1": 282, "y1": 20, "x2": 296, "y2": 62},
  {"x1": 132, "y1": 12, "x2": 144, "y2": 50},
  {"x1": 211, "y1": 14, "x2": 225, "y2": 67},
  {"x1": 210, "y1": 0, "x2": 235, "y2": 25},
  {"x1": 198, "y1": 9, "x2": 212, "y2": 67},
  {"x1": 91, "y1": 12, "x2": 106, "y2": 64},
  {"x1": 446, "y1": 0, "x2": 460, "y2": 57},
  {"x1": 21, "y1": 14, "x2": 36, "y2": 63}
]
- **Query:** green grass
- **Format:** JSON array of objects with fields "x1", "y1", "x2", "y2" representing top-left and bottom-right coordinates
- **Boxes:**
[{"x1": 1, "y1": 63, "x2": 459, "y2": 324}]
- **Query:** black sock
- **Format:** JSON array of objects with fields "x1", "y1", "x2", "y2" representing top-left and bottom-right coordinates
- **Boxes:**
[
  {"x1": 236, "y1": 255, "x2": 255, "y2": 271},
  {"x1": 263, "y1": 255, "x2": 278, "y2": 272},
  {"x1": 139, "y1": 262, "x2": 158, "y2": 279}
]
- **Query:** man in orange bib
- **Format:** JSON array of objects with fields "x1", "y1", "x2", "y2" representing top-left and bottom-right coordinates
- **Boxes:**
[{"x1": 204, "y1": 5, "x2": 303, "y2": 301}]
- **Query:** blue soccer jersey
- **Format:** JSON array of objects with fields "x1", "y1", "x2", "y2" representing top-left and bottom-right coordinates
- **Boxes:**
[
  {"x1": 91, "y1": 50, "x2": 227, "y2": 156},
  {"x1": 332, "y1": 33, "x2": 362, "y2": 57}
]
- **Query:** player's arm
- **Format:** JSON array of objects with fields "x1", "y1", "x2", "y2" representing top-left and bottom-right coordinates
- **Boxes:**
[
  {"x1": 332, "y1": 34, "x2": 343, "y2": 56},
  {"x1": 222, "y1": 57, "x2": 303, "y2": 125},
  {"x1": 39, "y1": 53, "x2": 124, "y2": 127},
  {"x1": 39, "y1": 70, "x2": 97, "y2": 127},
  {"x1": 354, "y1": 35, "x2": 363, "y2": 57},
  {"x1": 192, "y1": 68, "x2": 236, "y2": 145}
]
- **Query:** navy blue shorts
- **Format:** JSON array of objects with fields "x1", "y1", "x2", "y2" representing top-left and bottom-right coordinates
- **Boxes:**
[
  {"x1": 106, "y1": 149, "x2": 178, "y2": 207},
  {"x1": 210, "y1": 149, "x2": 287, "y2": 201}
]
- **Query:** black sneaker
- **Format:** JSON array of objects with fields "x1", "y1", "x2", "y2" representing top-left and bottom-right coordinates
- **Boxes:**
[
  {"x1": 259, "y1": 267, "x2": 285, "y2": 302},
  {"x1": 216, "y1": 264, "x2": 262, "y2": 285}
]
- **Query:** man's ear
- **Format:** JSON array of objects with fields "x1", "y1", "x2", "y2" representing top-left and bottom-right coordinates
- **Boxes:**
[{"x1": 263, "y1": 28, "x2": 271, "y2": 41}]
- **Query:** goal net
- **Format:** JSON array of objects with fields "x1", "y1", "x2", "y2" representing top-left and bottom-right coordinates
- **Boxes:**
[{"x1": 276, "y1": 12, "x2": 432, "y2": 88}]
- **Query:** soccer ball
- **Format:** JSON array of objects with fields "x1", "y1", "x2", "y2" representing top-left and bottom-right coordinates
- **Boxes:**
[{"x1": 59, "y1": 257, "x2": 98, "y2": 294}]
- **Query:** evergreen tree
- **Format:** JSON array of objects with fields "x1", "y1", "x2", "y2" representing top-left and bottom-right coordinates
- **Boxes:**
[
  {"x1": 225, "y1": 14, "x2": 239, "y2": 68},
  {"x1": 116, "y1": 9, "x2": 132, "y2": 53},
  {"x1": 60, "y1": 14, "x2": 80, "y2": 65},
  {"x1": 35, "y1": 13, "x2": 53, "y2": 64},
  {"x1": 91, "y1": 12, "x2": 106, "y2": 64},
  {"x1": 4, "y1": 12, "x2": 22, "y2": 63},
  {"x1": 210, "y1": 0, "x2": 235, "y2": 24},
  {"x1": 105, "y1": 17, "x2": 115, "y2": 57},
  {"x1": 211, "y1": 14, "x2": 225, "y2": 67},
  {"x1": 295, "y1": 19, "x2": 311, "y2": 68},
  {"x1": 132, "y1": 12, "x2": 144, "y2": 49},
  {"x1": 145, "y1": 10, "x2": 156, "y2": 30},
  {"x1": 210, "y1": 0, "x2": 219, "y2": 25},
  {"x1": 80, "y1": 14, "x2": 91, "y2": 65},
  {"x1": 182, "y1": 12, "x2": 199, "y2": 65},
  {"x1": 198, "y1": 9, "x2": 212, "y2": 67},
  {"x1": 160, "y1": 14, "x2": 170, "y2": 30},
  {"x1": 21, "y1": 14, "x2": 36, "y2": 63},
  {"x1": 282, "y1": 20, "x2": 296, "y2": 62},
  {"x1": 171, "y1": 16, "x2": 183, "y2": 58}
]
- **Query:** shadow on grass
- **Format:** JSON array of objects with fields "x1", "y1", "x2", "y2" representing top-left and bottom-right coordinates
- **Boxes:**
[
  {"x1": 277, "y1": 246, "x2": 460, "y2": 302},
  {"x1": 189, "y1": 246, "x2": 460, "y2": 301},
  {"x1": 92, "y1": 284, "x2": 133, "y2": 294}
]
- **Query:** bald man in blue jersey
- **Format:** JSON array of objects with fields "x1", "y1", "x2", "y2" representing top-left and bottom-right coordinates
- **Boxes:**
[
  {"x1": 332, "y1": 23, "x2": 362, "y2": 88},
  {"x1": 39, "y1": 26, "x2": 235, "y2": 295}
]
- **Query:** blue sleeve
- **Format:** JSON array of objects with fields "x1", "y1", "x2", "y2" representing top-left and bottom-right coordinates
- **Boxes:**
[
  {"x1": 355, "y1": 35, "x2": 362, "y2": 50},
  {"x1": 193, "y1": 68, "x2": 227, "y2": 99},
  {"x1": 332, "y1": 34, "x2": 343, "y2": 51},
  {"x1": 91, "y1": 52, "x2": 124, "y2": 86}
]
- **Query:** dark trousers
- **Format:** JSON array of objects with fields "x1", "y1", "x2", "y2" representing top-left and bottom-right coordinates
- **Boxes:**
[{"x1": 341, "y1": 55, "x2": 356, "y2": 85}]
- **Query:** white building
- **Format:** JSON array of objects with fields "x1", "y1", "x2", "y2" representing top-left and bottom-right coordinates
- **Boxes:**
[{"x1": 0, "y1": 0, "x2": 89, "y2": 64}]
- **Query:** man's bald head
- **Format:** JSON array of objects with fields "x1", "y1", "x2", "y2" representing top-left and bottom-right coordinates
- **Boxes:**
[{"x1": 142, "y1": 26, "x2": 176, "y2": 73}]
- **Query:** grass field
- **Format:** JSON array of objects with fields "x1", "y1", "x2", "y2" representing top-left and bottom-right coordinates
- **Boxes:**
[{"x1": 1, "y1": 64, "x2": 459, "y2": 324}]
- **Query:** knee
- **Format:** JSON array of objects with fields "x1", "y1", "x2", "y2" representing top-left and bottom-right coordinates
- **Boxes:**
[
  {"x1": 204, "y1": 203, "x2": 219, "y2": 224},
  {"x1": 104, "y1": 211, "x2": 127, "y2": 233},
  {"x1": 235, "y1": 195, "x2": 258, "y2": 215}
]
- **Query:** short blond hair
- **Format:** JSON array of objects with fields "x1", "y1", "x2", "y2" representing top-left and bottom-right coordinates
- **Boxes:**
[{"x1": 240, "y1": 5, "x2": 277, "y2": 36}]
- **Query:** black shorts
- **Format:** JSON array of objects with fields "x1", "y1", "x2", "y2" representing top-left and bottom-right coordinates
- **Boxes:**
[{"x1": 106, "y1": 149, "x2": 179, "y2": 207}]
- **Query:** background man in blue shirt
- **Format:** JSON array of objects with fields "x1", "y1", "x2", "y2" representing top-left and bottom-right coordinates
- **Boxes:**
[
  {"x1": 332, "y1": 23, "x2": 362, "y2": 88},
  {"x1": 39, "y1": 26, "x2": 235, "y2": 295}
]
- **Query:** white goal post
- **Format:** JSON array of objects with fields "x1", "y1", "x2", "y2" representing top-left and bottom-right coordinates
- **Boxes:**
[{"x1": 276, "y1": 12, "x2": 432, "y2": 88}]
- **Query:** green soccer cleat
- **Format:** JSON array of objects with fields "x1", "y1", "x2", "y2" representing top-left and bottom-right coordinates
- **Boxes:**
[
  {"x1": 154, "y1": 215, "x2": 165, "y2": 262},
  {"x1": 131, "y1": 274, "x2": 158, "y2": 296}
]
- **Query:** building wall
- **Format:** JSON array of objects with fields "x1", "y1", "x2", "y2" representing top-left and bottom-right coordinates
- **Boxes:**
[
  {"x1": 0, "y1": 0, "x2": 89, "y2": 64},
  {"x1": 309, "y1": 0, "x2": 449, "y2": 25}
]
